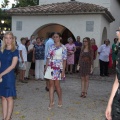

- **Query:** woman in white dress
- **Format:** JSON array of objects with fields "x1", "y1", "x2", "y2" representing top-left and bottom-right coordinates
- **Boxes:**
[{"x1": 44, "y1": 33, "x2": 67, "y2": 110}]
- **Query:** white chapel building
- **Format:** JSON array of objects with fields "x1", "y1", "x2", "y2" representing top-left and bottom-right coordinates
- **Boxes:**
[
  {"x1": 7, "y1": 0, "x2": 120, "y2": 67},
  {"x1": 7, "y1": 0, "x2": 120, "y2": 44}
]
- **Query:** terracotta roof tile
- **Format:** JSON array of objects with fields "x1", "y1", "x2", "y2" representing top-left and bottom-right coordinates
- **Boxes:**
[{"x1": 7, "y1": 1, "x2": 115, "y2": 22}]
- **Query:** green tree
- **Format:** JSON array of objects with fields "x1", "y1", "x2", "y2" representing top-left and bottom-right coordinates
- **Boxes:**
[
  {"x1": 0, "y1": 8, "x2": 11, "y2": 34},
  {"x1": 13, "y1": 0, "x2": 39, "y2": 7},
  {"x1": 1, "y1": 0, "x2": 9, "y2": 8}
]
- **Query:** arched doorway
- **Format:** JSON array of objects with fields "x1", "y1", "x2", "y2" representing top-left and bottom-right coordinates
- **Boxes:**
[
  {"x1": 32, "y1": 23, "x2": 75, "y2": 44},
  {"x1": 101, "y1": 27, "x2": 107, "y2": 44},
  {"x1": 62, "y1": 28, "x2": 76, "y2": 45}
]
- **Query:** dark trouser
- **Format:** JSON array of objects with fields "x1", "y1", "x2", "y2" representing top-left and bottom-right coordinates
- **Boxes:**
[{"x1": 99, "y1": 59, "x2": 109, "y2": 76}]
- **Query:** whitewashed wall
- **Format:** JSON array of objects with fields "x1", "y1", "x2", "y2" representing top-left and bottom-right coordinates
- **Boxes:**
[
  {"x1": 12, "y1": 14, "x2": 103, "y2": 43},
  {"x1": 12, "y1": 14, "x2": 109, "y2": 67}
]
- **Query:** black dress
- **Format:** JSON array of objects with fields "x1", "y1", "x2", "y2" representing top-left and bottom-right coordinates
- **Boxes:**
[{"x1": 112, "y1": 43, "x2": 120, "y2": 120}]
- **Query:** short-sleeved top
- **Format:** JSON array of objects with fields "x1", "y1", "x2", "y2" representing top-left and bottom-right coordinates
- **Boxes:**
[
  {"x1": 112, "y1": 43, "x2": 118, "y2": 61},
  {"x1": 34, "y1": 44, "x2": 45, "y2": 60},
  {"x1": 46, "y1": 44, "x2": 67, "y2": 69},
  {"x1": 74, "y1": 41, "x2": 82, "y2": 54},
  {"x1": 91, "y1": 45, "x2": 98, "y2": 59},
  {"x1": 0, "y1": 49, "x2": 19, "y2": 97},
  {"x1": 65, "y1": 43, "x2": 75, "y2": 54},
  {"x1": 18, "y1": 43, "x2": 27, "y2": 62},
  {"x1": 98, "y1": 44, "x2": 110, "y2": 62}
]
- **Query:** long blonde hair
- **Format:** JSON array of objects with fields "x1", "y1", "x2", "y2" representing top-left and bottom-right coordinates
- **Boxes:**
[{"x1": 1, "y1": 32, "x2": 16, "y2": 52}]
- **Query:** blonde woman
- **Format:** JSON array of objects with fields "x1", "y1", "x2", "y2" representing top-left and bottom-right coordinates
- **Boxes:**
[
  {"x1": 0, "y1": 32, "x2": 19, "y2": 120},
  {"x1": 105, "y1": 29, "x2": 120, "y2": 120}
]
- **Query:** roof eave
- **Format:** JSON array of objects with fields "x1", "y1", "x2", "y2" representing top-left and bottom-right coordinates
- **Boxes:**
[{"x1": 7, "y1": 11, "x2": 115, "y2": 23}]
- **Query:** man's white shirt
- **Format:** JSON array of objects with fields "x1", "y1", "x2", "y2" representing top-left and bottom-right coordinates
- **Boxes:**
[{"x1": 98, "y1": 44, "x2": 110, "y2": 62}]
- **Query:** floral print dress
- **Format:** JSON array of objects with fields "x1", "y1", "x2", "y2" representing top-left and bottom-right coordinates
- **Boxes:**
[{"x1": 44, "y1": 44, "x2": 67, "y2": 80}]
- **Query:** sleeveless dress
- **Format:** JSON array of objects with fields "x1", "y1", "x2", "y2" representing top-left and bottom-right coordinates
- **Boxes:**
[
  {"x1": 79, "y1": 50, "x2": 93, "y2": 77},
  {"x1": 44, "y1": 44, "x2": 67, "y2": 80},
  {"x1": 112, "y1": 43, "x2": 120, "y2": 120},
  {"x1": 0, "y1": 49, "x2": 19, "y2": 97}
]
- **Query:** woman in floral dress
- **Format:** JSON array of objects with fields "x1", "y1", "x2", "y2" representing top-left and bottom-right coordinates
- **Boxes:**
[
  {"x1": 44, "y1": 33, "x2": 67, "y2": 110},
  {"x1": 65, "y1": 37, "x2": 76, "y2": 74}
]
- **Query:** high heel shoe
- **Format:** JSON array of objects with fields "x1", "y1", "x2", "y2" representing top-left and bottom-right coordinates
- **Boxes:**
[
  {"x1": 83, "y1": 92, "x2": 87, "y2": 98},
  {"x1": 58, "y1": 104, "x2": 62, "y2": 108},
  {"x1": 47, "y1": 102, "x2": 54, "y2": 111},
  {"x1": 80, "y1": 92, "x2": 85, "y2": 97}
]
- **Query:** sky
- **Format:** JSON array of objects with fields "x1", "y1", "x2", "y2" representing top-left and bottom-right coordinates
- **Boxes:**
[{"x1": 0, "y1": 0, "x2": 15, "y2": 8}]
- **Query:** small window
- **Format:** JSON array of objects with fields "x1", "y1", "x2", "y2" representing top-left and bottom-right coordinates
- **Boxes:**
[
  {"x1": 86, "y1": 21, "x2": 94, "y2": 32},
  {"x1": 16, "y1": 21, "x2": 22, "y2": 31}
]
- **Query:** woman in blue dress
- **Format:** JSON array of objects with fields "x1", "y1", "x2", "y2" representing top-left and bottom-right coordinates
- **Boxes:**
[{"x1": 0, "y1": 32, "x2": 19, "y2": 120}]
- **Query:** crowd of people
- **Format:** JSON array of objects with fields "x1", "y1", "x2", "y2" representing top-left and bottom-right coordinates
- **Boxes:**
[{"x1": 0, "y1": 30, "x2": 120, "y2": 119}]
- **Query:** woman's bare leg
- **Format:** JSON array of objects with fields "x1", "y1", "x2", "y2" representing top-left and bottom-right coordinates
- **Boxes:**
[
  {"x1": 55, "y1": 80, "x2": 62, "y2": 105},
  {"x1": 1, "y1": 96, "x2": 7, "y2": 119},
  {"x1": 81, "y1": 77, "x2": 85, "y2": 93},
  {"x1": 84, "y1": 75, "x2": 89, "y2": 96},
  {"x1": 66, "y1": 64, "x2": 69, "y2": 73},
  {"x1": 22, "y1": 70, "x2": 26, "y2": 80},
  {"x1": 19, "y1": 70, "x2": 22, "y2": 80},
  {"x1": 6, "y1": 97, "x2": 14, "y2": 120},
  {"x1": 49, "y1": 80, "x2": 55, "y2": 107}
]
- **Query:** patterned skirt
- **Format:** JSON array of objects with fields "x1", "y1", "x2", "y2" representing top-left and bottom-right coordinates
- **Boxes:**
[
  {"x1": 44, "y1": 66, "x2": 63, "y2": 80},
  {"x1": 79, "y1": 61, "x2": 91, "y2": 77}
]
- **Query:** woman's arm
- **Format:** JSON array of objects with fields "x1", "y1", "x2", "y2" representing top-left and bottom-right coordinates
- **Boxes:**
[
  {"x1": 32, "y1": 48, "x2": 35, "y2": 62},
  {"x1": 105, "y1": 76, "x2": 119, "y2": 120},
  {"x1": 19, "y1": 50, "x2": 24, "y2": 63},
  {"x1": 44, "y1": 58, "x2": 50, "y2": 74},
  {"x1": 62, "y1": 60, "x2": 66, "y2": 73},
  {"x1": 0, "y1": 57, "x2": 18, "y2": 78},
  {"x1": 108, "y1": 76, "x2": 119, "y2": 106},
  {"x1": 73, "y1": 46, "x2": 76, "y2": 53},
  {"x1": 78, "y1": 51, "x2": 82, "y2": 66},
  {"x1": 28, "y1": 49, "x2": 33, "y2": 54}
]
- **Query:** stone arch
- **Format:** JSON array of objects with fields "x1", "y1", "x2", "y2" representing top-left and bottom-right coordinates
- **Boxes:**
[
  {"x1": 32, "y1": 23, "x2": 75, "y2": 44},
  {"x1": 101, "y1": 27, "x2": 107, "y2": 44}
]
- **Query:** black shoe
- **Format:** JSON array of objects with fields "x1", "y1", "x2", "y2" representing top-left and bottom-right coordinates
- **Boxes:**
[
  {"x1": 21, "y1": 80, "x2": 28, "y2": 83},
  {"x1": 100, "y1": 74, "x2": 104, "y2": 77},
  {"x1": 65, "y1": 72, "x2": 68, "y2": 74},
  {"x1": 45, "y1": 87, "x2": 49, "y2": 91},
  {"x1": 104, "y1": 74, "x2": 109, "y2": 77}
]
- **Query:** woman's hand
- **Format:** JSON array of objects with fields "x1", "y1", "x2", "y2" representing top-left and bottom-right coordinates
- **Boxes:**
[
  {"x1": 0, "y1": 74, "x2": 2, "y2": 79},
  {"x1": 44, "y1": 66, "x2": 47, "y2": 75},
  {"x1": 32, "y1": 58, "x2": 35, "y2": 63},
  {"x1": 105, "y1": 105, "x2": 112, "y2": 120},
  {"x1": 116, "y1": 28, "x2": 120, "y2": 41},
  {"x1": 61, "y1": 71, "x2": 65, "y2": 78}
]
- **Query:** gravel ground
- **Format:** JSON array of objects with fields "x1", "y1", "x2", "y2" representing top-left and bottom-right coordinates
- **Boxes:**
[{"x1": 0, "y1": 73, "x2": 115, "y2": 120}]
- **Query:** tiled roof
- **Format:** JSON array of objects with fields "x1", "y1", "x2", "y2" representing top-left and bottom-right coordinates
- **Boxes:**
[{"x1": 7, "y1": 1, "x2": 115, "y2": 22}]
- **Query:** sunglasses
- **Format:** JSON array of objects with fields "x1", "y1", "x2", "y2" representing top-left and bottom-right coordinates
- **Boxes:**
[{"x1": 83, "y1": 41, "x2": 88, "y2": 42}]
